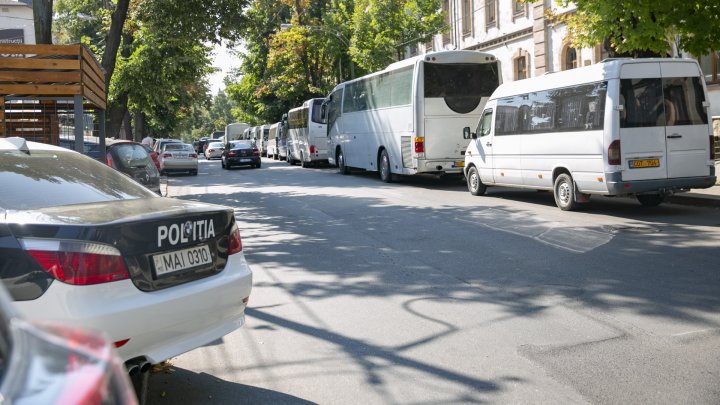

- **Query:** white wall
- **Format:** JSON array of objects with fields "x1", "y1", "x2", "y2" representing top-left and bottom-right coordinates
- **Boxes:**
[{"x1": 0, "y1": 2, "x2": 34, "y2": 45}]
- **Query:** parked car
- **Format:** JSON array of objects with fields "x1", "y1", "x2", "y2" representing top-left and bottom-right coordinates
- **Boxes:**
[
  {"x1": 159, "y1": 143, "x2": 198, "y2": 175},
  {"x1": 153, "y1": 138, "x2": 182, "y2": 154},
  {"x1": 0, "y1": 283, "x2": 138, "y2": 404},
  {"x1": 204, "y1": 141, "x2": 225, "y2": 160},
  {"x1": 193, "y1": 137, "x2": 210, "y2": 154},
  {"x1": 58, "y1": 137, "x2": 102, "y2": 160},
  {"x1": 141, "y1": 143, "x2": 161, "y2": 171},
  {"x1": 0, "y1": 137, "x2": 253, "y2": 368},
  {"x1": 106, "y1": 140, "x2": 161, "y2": 194},
  {"x1": 221, "y1": 140, "x2": 261, "y2": 169}
]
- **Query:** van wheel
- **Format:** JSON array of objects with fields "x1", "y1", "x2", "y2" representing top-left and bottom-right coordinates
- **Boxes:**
[
  {"x1": 553, "y1": 173, "x2": 578, "y2": 211},
  {"x1": 379, "y1": 150, "x2": 392, "y2": 183},
  {"x1": 637, "y1": 194, "x2": 665, "y2": 207},
  {"x1": 338, "y1": 149, "x2": 350, "y2": 175},
  {"x1": 467, "y1": 166, "x2": 486, "y2": 196}
]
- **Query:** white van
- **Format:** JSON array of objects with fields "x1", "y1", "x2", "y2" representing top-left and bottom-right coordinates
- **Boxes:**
[
  {"x1": 463, "y1": 58, "x2": 716, "y2": 210},
  {"x1": 267, "y1": 122, "x2": 280, "y2": 159},
  {"x1": 286, "y1": 98, "x2": 327, "y2": 167},
  {"x1": 224, "y1": 122, "x2": 249, "y2": 143}
]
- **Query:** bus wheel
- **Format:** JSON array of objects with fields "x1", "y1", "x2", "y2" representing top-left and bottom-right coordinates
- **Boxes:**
[
  {"x1": 467, "y1": 166, "x2": 486, "y2": 196},
  {"x1": 379, "y1": 150, "x2": 392, "y2": 183},
  {"x1": 553, "y1": 173, "x2": 578, "y2": 211},
  {"x1": 338, "y1": 149, "x2": 350, "y2": 175},
  {"x1": 637, "y1": 194, "x2": 665, "y2": 207}
]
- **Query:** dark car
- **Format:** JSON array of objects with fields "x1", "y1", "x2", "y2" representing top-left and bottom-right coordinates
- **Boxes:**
[
  {"x1": 221, "y1": 140, "x2": 261, "y2": 169},
  {"x1": 194, "y1": 137, "x2": 210, "y2": 154},
  {"x1": 58, "y1": 137, "x2": 102, "y2": 160},
  {"x1": 106, "y1": 141, "x2": 161, "y2": 194},
  {"x1": 0, "y1": 137, "x2": 252, "y2": 369},
  {"x1": 0, "y1": 283, "x2": 138, "y2": 404}
]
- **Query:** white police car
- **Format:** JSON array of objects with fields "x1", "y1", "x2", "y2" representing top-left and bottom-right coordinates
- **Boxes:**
[{"x1": 0, "y1": 137, "x2": 252, "y2": 368}]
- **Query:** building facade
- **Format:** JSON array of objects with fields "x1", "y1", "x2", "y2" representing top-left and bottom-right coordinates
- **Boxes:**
[
  {"x1": 0, "y1": 0, "x2": 34, "y2": 45},
  {"x1": 421, "y1": 0, "x2": 720, "y2": 119}
]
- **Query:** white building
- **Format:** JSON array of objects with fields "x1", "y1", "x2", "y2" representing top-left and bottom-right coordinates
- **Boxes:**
[
  {"x1": 0, "y1": 0, "x2": 34, "y2": 45},
  {"x1": 420, "y1": 0, "x2": 720, "y2": 120}
]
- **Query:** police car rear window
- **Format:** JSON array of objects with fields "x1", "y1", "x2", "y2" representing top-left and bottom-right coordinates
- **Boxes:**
[{"x1": 0, "y1": 150, "x2": 155, "y2": 210}]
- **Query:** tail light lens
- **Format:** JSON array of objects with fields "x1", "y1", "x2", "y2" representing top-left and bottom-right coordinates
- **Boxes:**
[
  {"x1": 163, "y1": 153, "x2": 172, "y2": 158},
  {"x1": 608, "y1": 140, "x2": 621, "y2": 165},
  {"x1": 310, "y1": 145, "x2": 316, "y2": 154},
  {"x1": 21, "y1": 239, "x2": 130, "y2": 285},
  {"x1": 228, "y1": 225, "x2": 243, "y2": 255},
  {"x1": 414, "y1": 137, "x2": 424, "y2": 153},
  {"x1": 189, "y1": 153, "x2": 198, "y2": 158},
  {"x1": 252, "y1": 149, "x2": 260, "y2": 156},
  {"x1": 228, "y1": 151, "x2": 237, "y2": 157}
]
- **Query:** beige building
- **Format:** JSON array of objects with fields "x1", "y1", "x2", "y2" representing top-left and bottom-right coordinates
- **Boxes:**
[{"x1": 419, "y1": 0, "x2": 720, "y2": 119}]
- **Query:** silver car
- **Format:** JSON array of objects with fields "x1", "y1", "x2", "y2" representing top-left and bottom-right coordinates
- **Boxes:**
[
  {"x1": 204, "y1": 141, "x2": 225, "y2": 160},
  {"x1": 159, "y1": 143, "x2": 198, "y2": 175}
]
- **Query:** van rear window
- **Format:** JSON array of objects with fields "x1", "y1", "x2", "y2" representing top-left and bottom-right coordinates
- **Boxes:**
[{"x1": 620, "y1": 77, "x2": 707, "y2": 128}]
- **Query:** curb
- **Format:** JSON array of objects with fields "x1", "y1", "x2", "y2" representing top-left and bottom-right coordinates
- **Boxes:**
[{"x1": 667, "y1": 194, "x2": 720, "y2": 208}]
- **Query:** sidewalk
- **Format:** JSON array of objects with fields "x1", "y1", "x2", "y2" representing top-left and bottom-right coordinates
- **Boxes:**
[{"x1": 667, "y1": 161, "x2": 720, "y2": 207}]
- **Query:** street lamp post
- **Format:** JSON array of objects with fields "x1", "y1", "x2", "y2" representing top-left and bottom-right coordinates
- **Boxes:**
[{"x1": 280, "y1": 23, "x2": 355, "y2": 80}]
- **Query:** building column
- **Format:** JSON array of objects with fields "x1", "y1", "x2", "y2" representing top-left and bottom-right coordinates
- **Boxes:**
[{"x1": 532, "y1": 1, "x2": 548, "y2": 76}]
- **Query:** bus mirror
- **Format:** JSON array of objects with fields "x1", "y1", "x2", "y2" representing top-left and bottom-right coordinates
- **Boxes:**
[{"x1": 463, "y1": 127, "x2": 476, "y2": 140}]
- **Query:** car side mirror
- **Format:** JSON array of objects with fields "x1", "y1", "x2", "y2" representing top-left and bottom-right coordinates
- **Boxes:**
[{"x1": 463, "y1": 127, "x2": 477, "y2": 140}]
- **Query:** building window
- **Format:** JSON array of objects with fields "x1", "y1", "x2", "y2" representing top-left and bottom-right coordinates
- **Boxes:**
[
  {"x1": 442, "y1": 0, "x2": 451, "y2": 45},
  {"x1": 514, "y1": 56, "x2": 528, "y2": 80},
  {"x1": 563, "y1": 45, "x2": 578, "y2": 70},
  {"x1": 462, "y1": 0, "x2": 473, "y2": 36},
  {"x1": 425, "y1": 40, "x2": 433, "y2": 53},
  {"x1": 699, "y1": 51, "x2": 719, "y2": 83},
  {"x1": 512, "y1": 0, "x2": 527, "y2": 19},
  {"x1": 485, "y1": 0, "x2": 497, "y2": 29}
]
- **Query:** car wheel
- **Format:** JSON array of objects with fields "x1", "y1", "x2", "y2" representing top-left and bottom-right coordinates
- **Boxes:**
[
  {"x1": 637, "y1": 194, "x2": 665, "y2": 207},
  {"x1": 553, "y1": 173, "x2": 578, "y2": 211},
  {"x1": 379, "y1": 149, "x2": 392, "y2": 183},
  {"x1": 191, "y1": 170, "x2": 198, "y2": 176},
  {"x1": 338, "y1": 148, "x2": 350, "y2": 175},
  {"x1": 256, "y1": 162, "x2": 262, "y2": 168},
  {"x1": 466, "y1": 166, "x2": 486, "y2": 196}
]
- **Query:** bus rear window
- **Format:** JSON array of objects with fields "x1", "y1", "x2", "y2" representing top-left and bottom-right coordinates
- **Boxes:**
[{"x1": 424, "y1": 63, "x2": 500, "y2": 114}]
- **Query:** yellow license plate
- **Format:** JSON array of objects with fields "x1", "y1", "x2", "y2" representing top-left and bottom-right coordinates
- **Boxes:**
[
  {"x1": 455, "y1": 161, "x2": 465, "y2": 168},
  {"x1": 629, "y1": 159, "x2": 659, "y2": 169}
]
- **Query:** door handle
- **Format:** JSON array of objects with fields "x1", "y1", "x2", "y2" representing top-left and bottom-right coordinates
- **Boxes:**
[
  {"x1": 485, "y1": 142, "x2": 492, "y2": 147},
  {"x1": 667, "y1": 134, "x2": 682, "y2": 139}
]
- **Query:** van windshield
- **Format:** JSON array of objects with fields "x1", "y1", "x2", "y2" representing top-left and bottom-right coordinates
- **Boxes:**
[
  {"x1": 620, "y1": 77, "x2": 707, "y2": 128},
  {"x1": 424, "y1": 62, "x2": 500, "y2": 114}
]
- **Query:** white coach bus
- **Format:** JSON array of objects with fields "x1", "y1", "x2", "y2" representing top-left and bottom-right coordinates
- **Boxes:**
[
  {"x1": 286, "y1": 98, "x2": 327, "y2": 167},
  {"x1": 267, "y1": 122, "x2": 280, "y2": 159},
  {"x1": 463, "y1": 58, "x2": 716, "y2": 210},
  {"x1": 224, "y1": 122, "x2": 249, "y2": 143},
  {"x1": 325, "y1": 50, "x2": 501, "y2": 182}
]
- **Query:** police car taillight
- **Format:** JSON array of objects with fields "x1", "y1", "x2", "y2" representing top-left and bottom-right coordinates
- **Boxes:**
[
  {"x1": 20, "y1": 239, "x2": 130, "y2": 285},
  {"x1": 228, "y1": 225, "x2": 242, "y2": 255}
]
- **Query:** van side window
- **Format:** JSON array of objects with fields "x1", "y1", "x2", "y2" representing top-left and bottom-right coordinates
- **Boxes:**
[
  {"x1": 477, "y1": 109, "x2": 493, "y2": 137},
  {"x1": 495, "y1": 81, "x2": 607, "y2": 135}
]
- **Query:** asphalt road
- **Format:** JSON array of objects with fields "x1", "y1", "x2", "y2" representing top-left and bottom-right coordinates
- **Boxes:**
[{"x1": 145, "y1": 156, "x2": 720, "y2": 404}]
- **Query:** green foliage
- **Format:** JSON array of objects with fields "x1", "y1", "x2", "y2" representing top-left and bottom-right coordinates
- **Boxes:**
[
  {"x1": 557, "y1": 0, "x2": 720, "y2": 57},
  {"x1": 53, "y1": 0, "x2": 110, "y2": 53}
]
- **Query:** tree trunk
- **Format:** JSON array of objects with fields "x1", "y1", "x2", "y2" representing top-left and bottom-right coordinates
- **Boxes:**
[
  {"x1": 133, "y1": 111, "x2": 145, "y2": 142},
  {"x1": 122, "y1": 110, "x2": 132, "y2": 140},
  {"x1": 107, "y1": 92, "x2": 128, "y2": 138},
  {"x1": 101, "y1": 0, "x2": 131, "y2": 86},
  {"x1": 32, "y1": 0, "x2": 53, "y2": 44}
]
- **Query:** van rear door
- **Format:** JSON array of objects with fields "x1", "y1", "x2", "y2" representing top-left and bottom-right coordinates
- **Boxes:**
[{"x1": 619, "y1": 61, "x2": 710, "y2": 182}]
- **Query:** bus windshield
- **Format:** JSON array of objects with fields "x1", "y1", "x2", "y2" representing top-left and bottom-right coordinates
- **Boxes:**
[{"x1": 424, "y1": 63, "x2": 500, "y2": 114}]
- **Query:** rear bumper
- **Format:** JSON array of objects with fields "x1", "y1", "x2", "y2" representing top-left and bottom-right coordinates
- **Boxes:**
[
  {"x1": 15, "y1": 252, "x2": 252, "y2": 363},
  {"x1": 605, "y1": 170, "x2": 717, "y2": 195},
  {"x1": 161, "y1": 160, "x2": 198, "y2": 171},
  {"x1": 226, "y1": 156, "x2": 260, "y2": 166}
]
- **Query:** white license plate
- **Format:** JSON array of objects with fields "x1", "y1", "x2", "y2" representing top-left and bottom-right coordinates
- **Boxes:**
[
  {"x1": 240, "y1": 158, "x2": 251, "y2": 162},
  {"x1": 153, "y1": 245, "x2": 212, "y2": 277}
]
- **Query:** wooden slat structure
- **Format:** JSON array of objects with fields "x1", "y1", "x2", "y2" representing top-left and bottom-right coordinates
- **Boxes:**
[{"x1": 0, "y1": 44, "x2": 106, "y2": 147}]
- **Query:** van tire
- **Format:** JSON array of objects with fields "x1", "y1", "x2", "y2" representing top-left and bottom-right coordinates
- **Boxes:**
[
  {"x1": 379, "y1": 150, "x2": 392, "y2": 183},
  {"x1": 338, "y1": 149, "x2": 350, "y2": 175},
  {"x1": 637, "y1": 194, "x2": 665, "y2": 207},
  {"x1": 553, "y1": 173, "x2": 578, "y2": 211},
  {"x1": 467, "y1": 166, "x2": 486, "y2": 196}
]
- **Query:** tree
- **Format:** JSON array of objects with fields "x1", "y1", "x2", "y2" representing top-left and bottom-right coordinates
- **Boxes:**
[
  {"x1": 33, "y1": 0, "x2": 54, "y2": 44},
  {"x1": 557, "y1": 1, "x2": 720, "y2": 57}
]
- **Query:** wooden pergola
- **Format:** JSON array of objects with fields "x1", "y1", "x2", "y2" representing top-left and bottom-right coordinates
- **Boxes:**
[{"x1": 0, "y1": 44, "x2": 106, "y2": 156}]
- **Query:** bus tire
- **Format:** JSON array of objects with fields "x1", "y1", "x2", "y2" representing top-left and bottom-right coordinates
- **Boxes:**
[
  {"x1": 337, "y1": 149, "x2": 350, "y2": 175},
  {"x1": 637, "y1": 194, "x2": 665, "y2": 207},
  {"x1": 379, "y1": 149, "x2": 392, "y2": 183},
  {"x1": 553, "y1": 173, "x2": 578, "y2": 211},
  {"x1": 466, "y1": 166, "x2": 486, "y2": 196}
]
